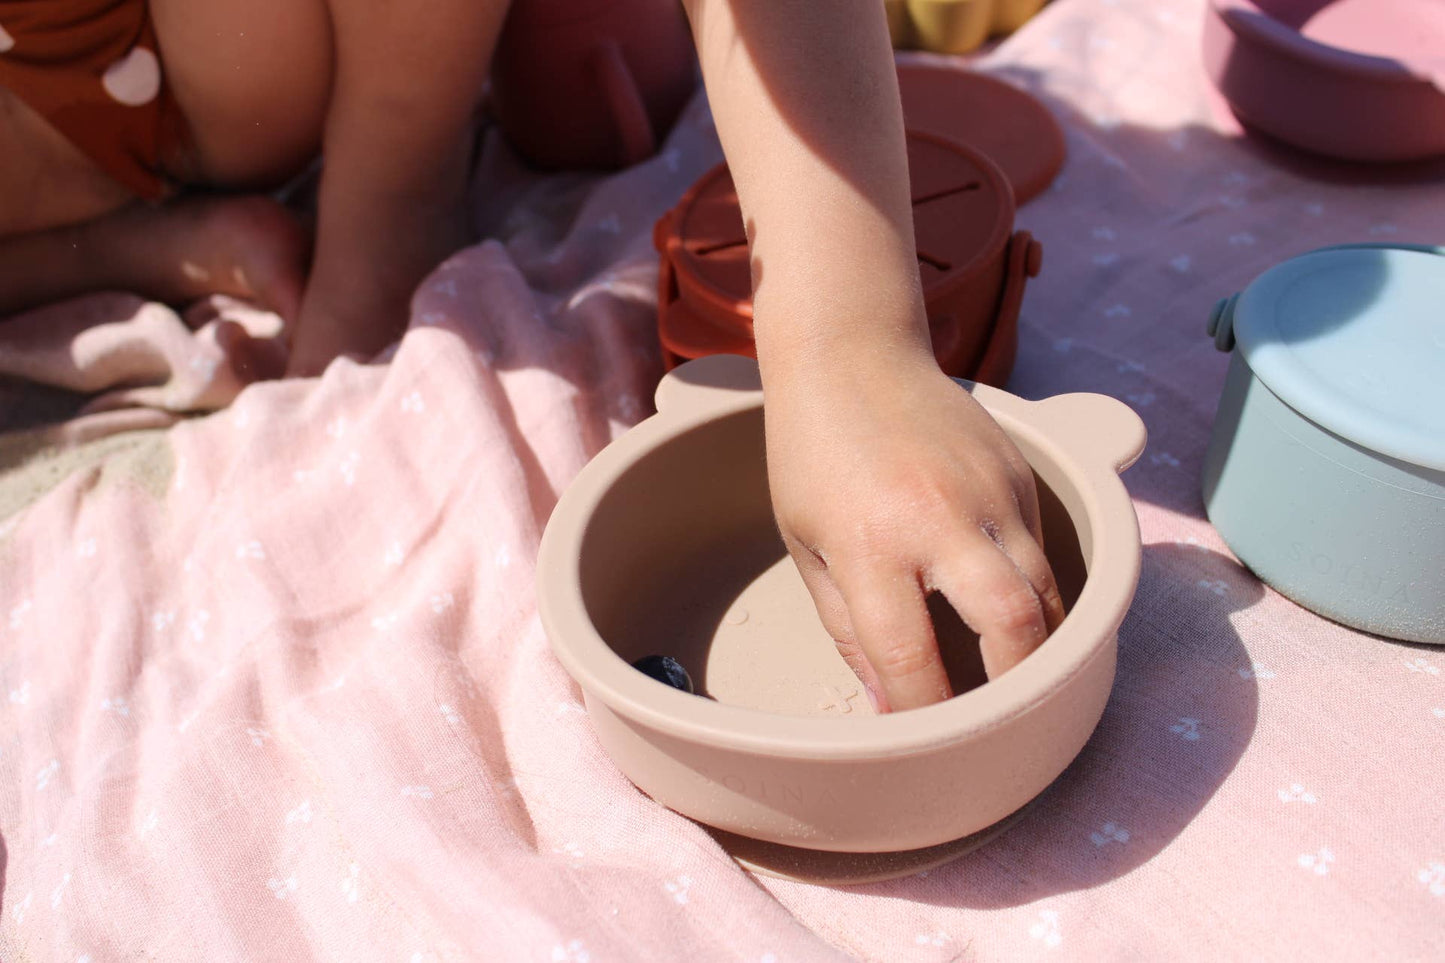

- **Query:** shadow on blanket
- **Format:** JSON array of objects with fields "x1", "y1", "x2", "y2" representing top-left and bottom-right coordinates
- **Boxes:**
[{"x1": 857, "y1": 542, "x2": 1262, "y2": 907}]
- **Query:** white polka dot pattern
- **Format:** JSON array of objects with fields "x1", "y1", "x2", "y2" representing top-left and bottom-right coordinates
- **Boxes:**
[{"x1": 101, "y1": 46, "x2": 161, "y2": 107}]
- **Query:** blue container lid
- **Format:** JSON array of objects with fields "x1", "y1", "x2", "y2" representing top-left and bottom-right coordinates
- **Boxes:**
[{"x1": 1210, "y1": 245, "x2": 1445, "y2": 472}]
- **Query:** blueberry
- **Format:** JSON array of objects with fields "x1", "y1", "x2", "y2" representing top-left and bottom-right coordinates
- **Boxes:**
[{"x1": 632, "y1": 655, "x2": 694, "y2": 694}]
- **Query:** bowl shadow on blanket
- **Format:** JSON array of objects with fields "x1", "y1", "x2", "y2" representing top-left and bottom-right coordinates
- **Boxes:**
[{"x1": 855, "y1": 542, "x2": 1264, "y2": 907}]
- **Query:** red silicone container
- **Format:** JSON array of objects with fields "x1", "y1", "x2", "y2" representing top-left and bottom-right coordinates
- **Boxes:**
[
  {"x1": 897, "y1": 62, "x2": 1066, "y2": 206},
  {"x1": 653, "y1": 132, "x2": 1042, "y2": 387}
]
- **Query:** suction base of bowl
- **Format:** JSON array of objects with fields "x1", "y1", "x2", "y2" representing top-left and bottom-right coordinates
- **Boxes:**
[{"x1": 705, "y1": 805, "x2": 1029, "y2": 885}]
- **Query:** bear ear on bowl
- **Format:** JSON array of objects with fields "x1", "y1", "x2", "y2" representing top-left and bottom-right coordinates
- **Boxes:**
[
  {"x1": 1026, "y1": 392, "x2": 1149, "y2": 474},
  {"x1": 957, "y1": 380, "x2": 1149, "y2": 478},
  {"x1": 652, "y1": 356, "x2": 1148, "y2": 477},
  {"x1": 653, "y1": 353, "x2": 764, "y2": 418}
]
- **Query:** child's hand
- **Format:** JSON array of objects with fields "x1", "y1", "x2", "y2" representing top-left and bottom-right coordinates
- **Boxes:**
[
  {"x1": 680, "y1": 0, "x2": 1061, "y2": 709},
  {"x1": 764, "y1": 347, "x2": 1065, "y2": 712},
  {"x1": 286, "y1": 191, "x2": 470, "y2": 376},
  {"x1": 284, "y1": 165, "x2": 475, "y2": 377}
]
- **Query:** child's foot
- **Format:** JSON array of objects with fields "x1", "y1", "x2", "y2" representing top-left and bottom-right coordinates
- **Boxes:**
[
  {"x1": 0, "y1": 193, "x2": 308, "y2": 323},
  {"x1": 103, "y1": 194, "x2": 309, "y2": 321}
]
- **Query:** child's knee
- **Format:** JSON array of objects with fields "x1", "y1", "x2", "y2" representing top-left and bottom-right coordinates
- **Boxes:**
[{"x1": 149, "y1": 0, "x2": 334, "y2": 188}]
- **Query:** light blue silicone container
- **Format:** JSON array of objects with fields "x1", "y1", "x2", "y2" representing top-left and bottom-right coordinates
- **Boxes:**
[{"x1": 1201, "y1": 244, "x2": 1445, "y2": 644}]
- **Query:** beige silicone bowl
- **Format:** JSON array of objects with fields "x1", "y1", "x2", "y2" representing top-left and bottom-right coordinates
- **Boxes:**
[{"x1": 538, "y1": 355, "x2": 1145, "y2": 883}]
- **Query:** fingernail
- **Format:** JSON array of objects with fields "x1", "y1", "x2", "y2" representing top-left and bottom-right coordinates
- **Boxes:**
[{"x1": 864, "y1": 686, "x2": 883, "y2": 714}]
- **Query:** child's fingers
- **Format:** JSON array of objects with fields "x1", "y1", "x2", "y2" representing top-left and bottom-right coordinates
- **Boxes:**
[
  {"x1": 784, "y1": 535, "x2": 895, "y2": 710},
  {"x1": 996, "y1": 522, "x2": 1067, "y2": 634},
  {"x1": 1014, "y1": 478, "x2": 1046, "y2": 547},
  {"x1": 930, "y1": 533, "x2": 1049, "y2": 680},
  {"x1": 782, "y1": 536, "x2": 851, "y2": 636},
  {"x1": 831, "y1": 562, "x2": 953, "y2": 712}
]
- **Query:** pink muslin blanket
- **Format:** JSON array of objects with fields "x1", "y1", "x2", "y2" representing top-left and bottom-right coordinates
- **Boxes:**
[{"x1": 2, "y1": 0, "x2": 1444, "y2": 959}]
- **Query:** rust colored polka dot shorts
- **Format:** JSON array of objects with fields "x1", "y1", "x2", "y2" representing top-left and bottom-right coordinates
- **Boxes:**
[{"x1": 0, "y1": 0, "x2": 189, "y2": 200}]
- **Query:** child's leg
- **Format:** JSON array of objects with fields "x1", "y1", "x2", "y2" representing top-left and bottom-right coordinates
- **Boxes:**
[
  {"x1": 1, "y1": 0, "x2": 330, "y2": 320},
  {"x1": 0, "y1": 195, "x2": 306, "y2": 321},
  {"x1": 148, "y1": 0, "x2": 335, "y2": 191},
  {"x1": 2, "y1": 0, "x2": 502, "y2": 366},
  {"x1": 0, "y1": 88, "x2": 133, "y2": 237},
  {"x1": 156, "y1": 0, "x2": 509, "y2": 374},
  {"x1": 0, "y1": 85, "x2": 306, "y2": 320}
]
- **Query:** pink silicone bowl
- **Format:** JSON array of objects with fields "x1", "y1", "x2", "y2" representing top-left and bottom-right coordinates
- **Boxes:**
[
  {"x1": 536, "y1": 356, "x2": 1147, "y2": 865},
  {"x1": 1203, "y1": 0, "x2": 1445, "y2": 162}
]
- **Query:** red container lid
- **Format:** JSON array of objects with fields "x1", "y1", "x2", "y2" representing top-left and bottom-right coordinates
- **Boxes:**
[
  {"x1": 663, "y1": 132, "x2": 1015, "y2": 334},
  {"x1": 896, "y1": 62, "x2": 1067, "y2": 205},
  {"x1": 655, "y1": 131, "x2": 1040, "y2": 385}
]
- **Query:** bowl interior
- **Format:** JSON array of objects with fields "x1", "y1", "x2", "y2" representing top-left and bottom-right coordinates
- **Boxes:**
[
  {"x1": 1249, "y1": 0, "x2": 1445, "y2": 65},
  {"x1": 578, "y1": 408, "x2": 1088, "y2": 718}
]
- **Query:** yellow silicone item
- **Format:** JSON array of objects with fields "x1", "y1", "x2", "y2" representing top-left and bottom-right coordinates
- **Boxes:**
[{"x1": 890, "y1": 0, "x2": 1048, "y2": 54}]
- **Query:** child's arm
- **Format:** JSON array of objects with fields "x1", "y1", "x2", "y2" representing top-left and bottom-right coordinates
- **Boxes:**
[
  {"x1": 682, "y1": 0, "x2": 1065, "y2": 711},
  {"x1": 285, "y1": 0, "x2": 510, "y2": 375}
]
